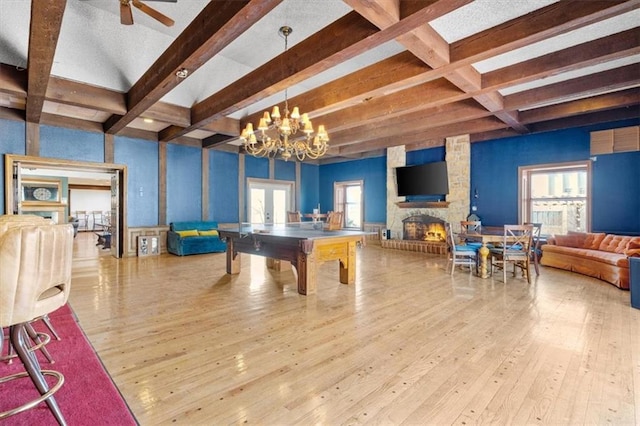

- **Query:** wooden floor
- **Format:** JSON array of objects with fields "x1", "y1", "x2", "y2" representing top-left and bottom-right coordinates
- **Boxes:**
[{"x1": 68, "y1": 232, "x2": 640, "y2": 425}]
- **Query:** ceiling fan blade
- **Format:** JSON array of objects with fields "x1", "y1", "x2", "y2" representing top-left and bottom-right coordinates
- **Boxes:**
[
  {"x1": 120, "y1": 2, "x2": 134, "y2": 25},
  {"x1": 131, "y1": 0, "x2": 175, "y2": 27}
]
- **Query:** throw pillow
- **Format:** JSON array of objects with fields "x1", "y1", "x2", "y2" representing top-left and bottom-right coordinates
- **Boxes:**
[
  {"x1": 625, "y1": 248, "x2": 640, "y2": 257},
  {"x1": 198, "y1": 230, "x2": 219, "y2": 237},
  {"x1": 176, "y1": 229, "x2": 198, "y2": 237}
]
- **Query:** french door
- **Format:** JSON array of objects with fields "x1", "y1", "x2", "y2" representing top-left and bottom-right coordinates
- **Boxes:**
[{"x1": 247, "y1": 179, "x2": 294, "y2": 225}]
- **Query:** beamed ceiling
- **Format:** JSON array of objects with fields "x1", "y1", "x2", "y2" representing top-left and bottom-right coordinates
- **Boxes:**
[{"x1": 0, "y1": 0, "x2": 638, "y2": 164}]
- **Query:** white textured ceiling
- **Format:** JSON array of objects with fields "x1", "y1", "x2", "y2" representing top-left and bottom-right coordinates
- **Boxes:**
[{"x1": 0, "y1": 0, "x2": 637, "y2": 140}]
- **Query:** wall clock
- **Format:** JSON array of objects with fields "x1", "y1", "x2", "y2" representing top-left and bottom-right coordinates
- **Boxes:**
[{"x1": 21, "y1": 179, "x2": 61, "y2": 203}]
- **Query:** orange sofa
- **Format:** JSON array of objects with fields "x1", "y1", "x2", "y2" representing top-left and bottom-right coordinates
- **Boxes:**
[{"x1": 541, "y1": 232, "x2": 640, "y2": 289}]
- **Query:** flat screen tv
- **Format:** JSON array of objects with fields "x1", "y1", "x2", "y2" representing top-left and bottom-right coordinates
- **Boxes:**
[{"x1": 395, "y1": 161, "x2": 449, "y2": 197}]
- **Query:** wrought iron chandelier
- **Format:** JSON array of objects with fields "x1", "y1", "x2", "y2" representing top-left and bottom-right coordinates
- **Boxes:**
[{"x1": 239, "y1": 26, "x2": 329, "y2": 161}]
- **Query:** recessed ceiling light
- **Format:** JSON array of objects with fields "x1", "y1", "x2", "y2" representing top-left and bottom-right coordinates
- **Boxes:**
[{"x1": 143, "y1": 118, "x2": 154, "y2": 123}]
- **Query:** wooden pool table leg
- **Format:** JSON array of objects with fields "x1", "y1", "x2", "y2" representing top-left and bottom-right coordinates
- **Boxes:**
[
  {"x1": 339, "y1": 241, "x2": 357, "y2": 284},
  {"x1": 297, "y1": 250, "x2": 317, "y2": 295},
  {"x1": 225, "y1": 239, "x2": 240, "y2": 274}
]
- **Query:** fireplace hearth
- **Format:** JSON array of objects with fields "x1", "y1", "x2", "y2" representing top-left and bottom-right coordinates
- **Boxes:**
[{"x1": 402, "y1": 214, "x2": 446, "y2": 242}]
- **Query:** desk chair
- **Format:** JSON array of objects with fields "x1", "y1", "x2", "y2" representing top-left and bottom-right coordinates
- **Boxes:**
[
  {"x1": 490, "y1": 224, "x2": 533, "y2": 283},
  {"x1": 0, "y1": 223, "x2": 74, "y2": 424},
  {"x1": 445, "y1": 222, "x2": 478, "y2": 274}
]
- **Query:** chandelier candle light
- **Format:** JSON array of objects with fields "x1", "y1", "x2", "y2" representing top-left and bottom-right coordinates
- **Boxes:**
[{"x1": 240, "y1": 26, "x2": 329, "y2": 161}]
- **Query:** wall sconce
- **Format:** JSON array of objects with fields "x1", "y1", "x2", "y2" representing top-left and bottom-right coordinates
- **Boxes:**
[{"x1": 474, "y1": 188, "x2": 479, "y2": 199}]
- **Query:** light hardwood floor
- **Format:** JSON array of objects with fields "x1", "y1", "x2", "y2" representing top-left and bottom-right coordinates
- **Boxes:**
[{"x1": 69, "y1": 232, "x2": 640, "y2": 425}]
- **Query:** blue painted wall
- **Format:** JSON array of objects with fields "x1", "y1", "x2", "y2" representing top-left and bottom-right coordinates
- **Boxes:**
[
  {"x1": 166, "y1": 144, "x2": 202, "y2": 223},
  {"x1": 210, "y1": 150, "x2": 239, "y2": 223},
  {"x1": 0, "y1": 120, "x2": 26, "y2": 214},
  {"x1": 300, "y1": 163, "x2": 320, "y2": 214},
  {"x1": 591, "y1": 150, "x2": 640, "y2": 234},
  {"x1": 114, "y1": 136, "x2": 159, "y2": 227},
  {"x1": 319, "y1": 156, "x2": 387, "y2": 223},
  {"x1": 471, "y1": 119, "x2": 640, "y2": 234},
  {"x1": 40, "y1": 125, "x2": 104, "y2": 163},
  {"x1": 274, "y1": 159, "x2": 296, "y2": 182}
]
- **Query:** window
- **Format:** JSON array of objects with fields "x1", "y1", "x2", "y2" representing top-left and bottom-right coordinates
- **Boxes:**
[
  {"x1": 334, "y1": 180, "x2": 363, "y2": 229},
  {"x1": 520, "y1": 161, "x2": 591, "y2": 235}
]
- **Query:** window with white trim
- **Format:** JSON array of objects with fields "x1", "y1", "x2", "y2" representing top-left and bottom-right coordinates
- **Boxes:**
[{"x1": 520, "y1": 161, "x2": 591, "y2": 235}]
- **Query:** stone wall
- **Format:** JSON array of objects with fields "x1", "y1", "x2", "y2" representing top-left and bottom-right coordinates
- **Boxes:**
[{"x1": 386, "y1": 135, "x2": 470, "y2": 239}]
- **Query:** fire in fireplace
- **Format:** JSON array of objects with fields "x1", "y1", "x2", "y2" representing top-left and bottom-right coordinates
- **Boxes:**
[{"x1": 402, "y1": 215, "x2": 446, "y2": 242}]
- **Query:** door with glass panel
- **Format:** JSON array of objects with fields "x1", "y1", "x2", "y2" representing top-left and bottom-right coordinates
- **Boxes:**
[{"x1": 247, "y1": 179, "x2": 294, "y2": 225}]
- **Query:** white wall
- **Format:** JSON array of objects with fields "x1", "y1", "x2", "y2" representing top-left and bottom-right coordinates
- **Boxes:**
[{"x1": 70, "y1": 188, "x2": 111, "y2": 230}]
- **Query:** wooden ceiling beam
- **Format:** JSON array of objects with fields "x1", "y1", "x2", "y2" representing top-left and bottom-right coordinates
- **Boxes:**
[
  {"x1": 46, "y1": 77, "x2": 126, "y2": 115},
  {"x1": 329, "y1": 100, "x2": 492, "y2": 147},
  {"x1": 240, "y1": 51, "x2": 433, "y2": 128},
  {"x1": 181, "y1": 2, "x2": 469, "y2": 139},
  {"x1": 504, "y1": 64, "x2": 640, "y2": 111},
  {"x1": 25, "y1": 0, "x2": 66, "y2": 123},
  {"x1": 527, "y1": 105, "x2": 640, "y2": 134},
  {"x1": 40, "y1": 111, "x2": 103, "y2": 133},
  {"x1": 0, "y1": 64, "x2": 27, "y2": 97},
  {"x1": 483, "y1": 29, "x2": 640, "y2": 90},
  {"x1": 519, "y1": 88, "x2": 640, "y2": 124},
  {"x1": 336, "y1": 117, "x2": 508, "y2": 155},
  {"x1": 318, "y1": 78, "x2": 465, "y2": 133},
  {"x1": 202, "y1": 116, "x2": 240, "y2": 137},
  {"x1": 103, "y1": 0, "x2": 282, "y2": 135},
  {"x1": 451, "y1": 0, "x2": 640, "y2": 63}
]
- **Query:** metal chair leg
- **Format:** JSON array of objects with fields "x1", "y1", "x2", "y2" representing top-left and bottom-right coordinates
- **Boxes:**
[
  {"x1": 25, "y1": 322, "x2": 54, "y2": 363},
  {"x1": 42, "y1": 315, "x2": 61, "y2": 341},
  {"x1": 7, "y1": 324, "x2": 66, "y2": 425}
]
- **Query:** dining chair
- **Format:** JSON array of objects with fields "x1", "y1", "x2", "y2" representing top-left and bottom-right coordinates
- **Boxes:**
[
  {"x1": 445, "y1": 222, "x2": 478, "y2": 275},
  {"x1": 460, "y1": 220, "x2": 483, "y2": 248},
  {"x1": 286, "y1": 211, "x2": 301, "y2": 223},
  {"x1": 489, "y1": 224, "x2": 534, "y2": 283},
  {"x1": 325, "y1": 211, "x2": 343, "y2": 230},
  {"x1": 0, "y1": 223, "x2": 74, "y2": 424},
  {"x1": 524, "y1": 222, "x2": 542, "y2": 275},
  {"x1": 73, "y1": 210, "x2": 88, "y2": 231}
]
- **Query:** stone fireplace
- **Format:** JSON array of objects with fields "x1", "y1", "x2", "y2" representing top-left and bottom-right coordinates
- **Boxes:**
[
  {"x1": 382, "y1": 135, "x2": 470, "y2": 255},
  {"x1": 402, "y1": 215, "x2": 446, "y2": 242}
]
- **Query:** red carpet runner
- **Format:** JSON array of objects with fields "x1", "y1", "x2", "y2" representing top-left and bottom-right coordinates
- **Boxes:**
[{"x1": 0, "y1": 304, "x2": 137, "y2": 425}]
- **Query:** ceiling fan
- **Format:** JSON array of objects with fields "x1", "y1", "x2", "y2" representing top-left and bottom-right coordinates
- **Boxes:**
[{"x1": 119, "y1": 0, "x2": 176, "y2": 27}]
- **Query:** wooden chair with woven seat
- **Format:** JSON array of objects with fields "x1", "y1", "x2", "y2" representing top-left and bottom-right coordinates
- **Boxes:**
[
  {"x1": 324, "y1": 211, "x2": 343, "y2": 230},
  {"x1": 490, "y1": 224, "x2": 534, "y2": 283},
  {"x1": 286, "y1": 211, "x2": 302, "y2": 223},
  {"x1": 0, "y1": 223, "x2": 74, "y2": 425}
]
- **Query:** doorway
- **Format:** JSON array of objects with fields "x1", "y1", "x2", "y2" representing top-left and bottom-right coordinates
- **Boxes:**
[
  {"x1": 247, "y1": 178, "x2": 294, "y2": 225},
  {"x1": 4, "y1": 154, "x2": 127, "y2": 258}
]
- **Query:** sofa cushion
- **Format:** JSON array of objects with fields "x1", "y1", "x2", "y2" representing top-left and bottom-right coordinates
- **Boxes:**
[
  {"x1": 176, "y1": 229, "x2": 198, "y2": 237},
  {"x1": 198, "y1": 229, "x2": 219, "y2": 237},
  {"x1": 170, "y1": 221, "x2": 219, "y2": 232},
  {"x1": 552, "y1": 234, "x2": 585, "y2": 248},
  {"x1": 599, "y1": 234, "x2": 633, "y2": 253},
  {"x1": 583, "y1": 233, "x2": 606, "y2": 250}
]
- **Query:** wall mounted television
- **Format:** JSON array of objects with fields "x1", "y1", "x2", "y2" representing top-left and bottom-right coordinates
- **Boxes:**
[{"x1": 395, "y1": 161, "x2": 449, "y2": 197}]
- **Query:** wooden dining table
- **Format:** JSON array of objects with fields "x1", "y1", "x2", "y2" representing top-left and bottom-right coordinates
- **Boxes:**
[
  {"x1": 458, "y1": 229, "x2": 519, "y2": 278},
  {"x1": 303, "y1": 213, "x2": 327, "y2": 222}
]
